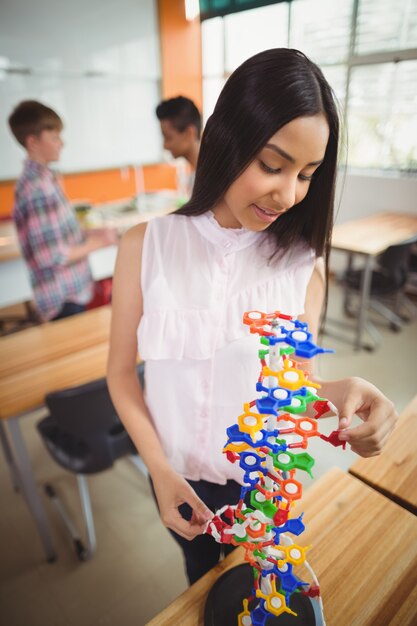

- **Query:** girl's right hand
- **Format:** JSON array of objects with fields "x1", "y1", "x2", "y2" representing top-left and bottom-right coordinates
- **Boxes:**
[{"x1": 151, "y1": 467, "x2": 213, "y2": 540}]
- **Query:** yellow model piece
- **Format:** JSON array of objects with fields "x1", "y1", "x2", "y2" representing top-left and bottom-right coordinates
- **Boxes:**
[
  {"x1": 238, "y1": 403, "x2": 266, "y2": 440},
  {"x1": 277, "y1": 543, "x2": 310, "y2": 567},
  {"x1": 256, "y1": 577, "x2": 297, "y2": 617},
  {"x1": 238, "y1": 598, "x2": 252, "y2": 626}
]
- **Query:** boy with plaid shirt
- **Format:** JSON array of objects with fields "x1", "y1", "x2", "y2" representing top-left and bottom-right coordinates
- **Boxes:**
[{"x1": 8, "y1": 100, "x2": 116, "y2": 321}]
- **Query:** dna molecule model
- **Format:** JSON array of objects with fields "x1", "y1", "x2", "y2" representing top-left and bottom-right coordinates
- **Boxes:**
[{"x1": 205, "y1": 310, "x2": 345, "y2": 626}]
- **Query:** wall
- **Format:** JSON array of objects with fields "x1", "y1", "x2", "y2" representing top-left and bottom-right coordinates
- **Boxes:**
[
  {"x1": 0, "y1": 164, "x2": 177, "y2": 217},
  {"x1": 0, "y1": 0, "x2": 162, "y2": 179},
  {"x1": 335, "y1": 172, "x2": 417, "y2": 223},
  {"x1": 0, "y1": 0, "x2": 204, "y2": 217},
  {"x1": 157, "y1": 0, "x2": 203, "y2": 109}
]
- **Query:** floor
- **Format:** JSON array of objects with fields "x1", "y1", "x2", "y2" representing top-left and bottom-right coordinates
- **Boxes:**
[{"x1": 1, "y1": 279, "x2": 416, "y2": 626}]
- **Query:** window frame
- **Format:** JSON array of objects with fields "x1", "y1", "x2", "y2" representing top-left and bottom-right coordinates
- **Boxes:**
[{"x1": 201, "y1": 0, "x2": 417, "y2": 176}]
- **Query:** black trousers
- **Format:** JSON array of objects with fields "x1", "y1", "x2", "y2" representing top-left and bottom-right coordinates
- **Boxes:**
[
  {"x1": 52, "y1": 302, "x2": 86, "y2": 321},
  {"x1": 150, "y1": 477, "x2": 243, "y2": 585}
]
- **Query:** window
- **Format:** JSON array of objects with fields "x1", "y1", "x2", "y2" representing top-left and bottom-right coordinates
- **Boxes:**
[
  {"x1": 201, "y1": 0, "x2": 417, "y2": 174},
  {"x1": 202, "y1": 3, "x2": 289, "y2": 122},
  {"x1": 224, "y1": 4, "x2": 289, "y2": 72},
  {"x1": 289, "y1": 0, "x2": 352, "y2": 65},
  {"x1": 355, "y1": 0, "x2": 417, "y2": 54},
  {"x1": 348, "y1": 61, "x2": 417, "y2": 171}
]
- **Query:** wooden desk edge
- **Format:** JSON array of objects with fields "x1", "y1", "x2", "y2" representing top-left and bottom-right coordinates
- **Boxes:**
[
  {"x1": 0, "y1": 305, "x2": 112, "y2": 379},
  {"x1": 331, "y1": 211, "x2": 417, "y2": 256},
  {"x1": 348, "y1": 467, "x2": 417, "y2": 516}
]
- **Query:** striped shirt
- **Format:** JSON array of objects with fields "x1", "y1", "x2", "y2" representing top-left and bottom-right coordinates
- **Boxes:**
[{"x1": 13, "y1": 159, "x2": 93, "y2": 320}]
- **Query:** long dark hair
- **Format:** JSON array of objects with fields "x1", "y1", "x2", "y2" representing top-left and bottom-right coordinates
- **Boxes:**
[{"x1": 177, "y1": 48, "x2": 340, "y2": 316}]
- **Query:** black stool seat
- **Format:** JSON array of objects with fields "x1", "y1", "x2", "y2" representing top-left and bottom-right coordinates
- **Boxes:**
[
  {"x1": 36, "y1": 364, "x2": 146, "y2": 560},
  {"x1": 37, "y1": 374, "x2": 137, "y2": 474}
]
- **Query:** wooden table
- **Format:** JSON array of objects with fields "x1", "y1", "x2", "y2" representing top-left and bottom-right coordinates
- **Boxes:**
[
  {"x1": 331, "y1": 211, "x2": 417, "y2": 350},
  {"x1": 0, "y1": 343, "x2": 110, "y2": 418},
  {"x1": 349, "y1": 394, "x2": 417, "y2": 515},
  {"x1": 0, "y1": 307, "x2": 117, "y2": 562},
  {"x1": 147, "y1": 468, "x2": 417, "y2": 626},
  {"x1": 0, "y1": 304, "x2": 111, "y2": 378}
]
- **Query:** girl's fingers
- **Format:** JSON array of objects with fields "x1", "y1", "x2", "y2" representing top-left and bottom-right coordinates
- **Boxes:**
[
  {"x1": 171, "y1": 514, "x2": 208, "y2": 540},
  {"x1": 337, "y1": 399, "x2": 359, "y2": 430},
  {"x1": 168, "y1": 507, "x2": 211, "y2": 540},
  {"x1": 350, "y1": 430, "x2": 391, "y2": 457},
  {"x1": 185, "y1": 488, "x2": 213, "y2": 524},
  {"x1": 159, "y1": 479, "x2": 213, "y2": 540},
  {"x1": 339, "y1": 396, "x2": 397, "y2": 456}
]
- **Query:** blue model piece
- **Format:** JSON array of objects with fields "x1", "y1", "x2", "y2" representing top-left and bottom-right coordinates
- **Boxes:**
[
  {"x1": 239, "y1": 451, "x2": 267, "y2": 486},
  {"x1": 273, "y1": 515, "x2": 305, "y2": 542},
  {"x1": 226, "y1": 424, "x2": 285, "y2": 455},
  {"x1": 250, "y1": 602, "x2": 269, "y2": 626},
  {"x1": 284, "y1": 328, "x2": 335, "y2": 359},
  {"x1": 255, "y1": 395, "x2": 279, "y2": 415},
  {"x1": 255, "y1": 383, "x2": 297, "y2": 412},
  {"x1": 264, "y1": 562, "x2": 308, "y2": 598},
  {"x1": 257, "y1": 430, "x2": 286, "y2": 454}
]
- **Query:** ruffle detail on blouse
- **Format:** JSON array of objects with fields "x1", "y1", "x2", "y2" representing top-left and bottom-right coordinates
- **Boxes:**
[
  {"x1": 138, "y1": 255, "x2": 314, "y2": 360},
  {"x1": 138, "y1": 308, "x2": 217, "y2": 360}
]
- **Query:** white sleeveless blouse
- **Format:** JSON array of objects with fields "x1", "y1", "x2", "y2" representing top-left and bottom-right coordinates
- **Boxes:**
[{"x1": 138, "y1": 212, "x2": 315, "y2": 484}]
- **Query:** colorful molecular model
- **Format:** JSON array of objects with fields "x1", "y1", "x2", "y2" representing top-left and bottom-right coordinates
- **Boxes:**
[{"x1": 205, "y1": 310, "x2": 346, "y2": 625}]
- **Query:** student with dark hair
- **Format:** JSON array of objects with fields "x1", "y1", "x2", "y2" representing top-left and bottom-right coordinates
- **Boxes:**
[
  {"x1": 155, "y1": 96, "x2": 201, "y2": 190},
  {"x1": 108, "y1": 49, "x2": 397, "y2": 584},
  {"x1": 8, "y1": 100, "x2": 116, "y2": 321}
]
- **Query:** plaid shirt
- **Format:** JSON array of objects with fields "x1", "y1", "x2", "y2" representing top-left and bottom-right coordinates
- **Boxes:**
[{"x1": 13, "y1": 159, "x2": 93, "y2": 320}]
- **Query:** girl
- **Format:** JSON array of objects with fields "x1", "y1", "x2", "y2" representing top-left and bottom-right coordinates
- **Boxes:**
[{"x1": 107, "y1": 48, "x2": 397, "y2": 585}]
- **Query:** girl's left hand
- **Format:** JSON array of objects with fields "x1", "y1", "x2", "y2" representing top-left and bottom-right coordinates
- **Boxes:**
[{"x1": 321, "y1": 377, "x2": 398, "y2": 457}]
